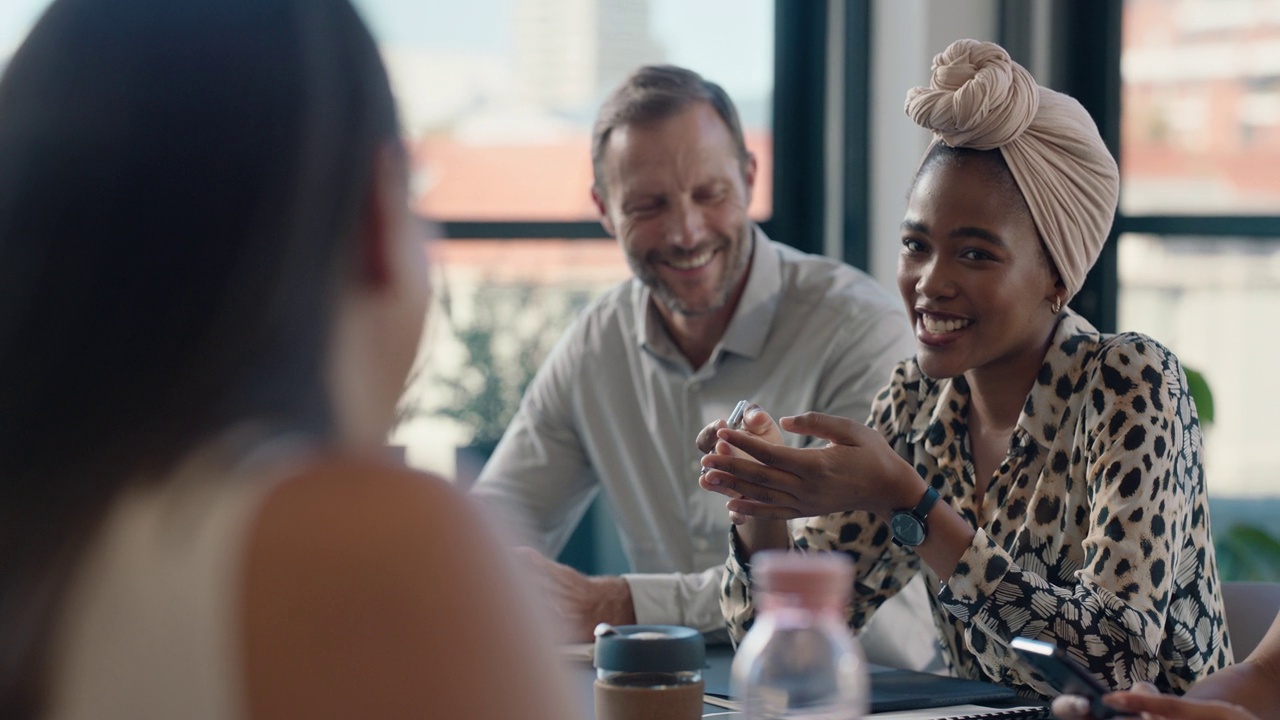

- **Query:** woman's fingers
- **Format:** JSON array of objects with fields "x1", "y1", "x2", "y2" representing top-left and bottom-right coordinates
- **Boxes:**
[
  {"x1": 779, "y1": 411, "x2": 865, "y2": 443},
  {"x1": 1048, "y1": 695, "x2": 1092, "y2": 720},
  {"x1": 1103, "y1": 691, "x2": 1258, "y2": 720},
  {"x1": 725, "y1": 497, "x2": 800, "y2": 521},
  {"x1": 698, "y1": 452, "x2": 805, "y2": 517},
  {"x1": 697, "y1": 405, "x2": 782, "y2": 456},
  {"x1": 707, "y1": 428, "x2": 859, "y2": 516},
  {"x1": 696, "y1": 419, "x2": 727, "y2": 454},
  {"x1": 701, "y1": 450, "x2": 800, "y2": 495},
  {"x1": 714, "y1": 427, "x2": 814, "y2": 477},
  {"x1": 715, "y1": 438, "x2": 758, "y2": 462},
  {"x1": 704, "y1": 413, "x2": 906, "y2": 518}
]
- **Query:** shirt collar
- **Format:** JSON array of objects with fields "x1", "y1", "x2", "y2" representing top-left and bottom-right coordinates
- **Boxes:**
[
  {"x1": 906, "y1": 372, "x2": 970, "y2": 461},
  {"x1": 904, "y1": 309, "x2": 1099, "y2": 459},
  {"x1": 1015, "y1": 309, "x2": 1099, "y2": 451},
  {"x1": 719, "y1": 225, "x2": 781, "y2": 360},
  {"x1": 636, "y1": 224, "x2": 783, "y2": 363}
]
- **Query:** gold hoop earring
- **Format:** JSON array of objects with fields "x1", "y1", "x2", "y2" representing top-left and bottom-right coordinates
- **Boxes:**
[{"x1": 1051, "y1": 297, "x2": 1063, "y2": 314}]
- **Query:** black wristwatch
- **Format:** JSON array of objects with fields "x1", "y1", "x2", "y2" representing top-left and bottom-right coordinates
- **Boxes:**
[{"x1": 890, "y1": 486, "x2": 940, "y2": 547}]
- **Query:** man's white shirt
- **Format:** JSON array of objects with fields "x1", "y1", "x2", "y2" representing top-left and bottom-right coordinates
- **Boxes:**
[{"x1": 471, "y1": 228, "x2": 942, "y2": 669}]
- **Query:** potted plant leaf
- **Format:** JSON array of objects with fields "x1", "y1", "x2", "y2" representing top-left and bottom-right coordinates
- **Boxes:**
[{"x1": 399, "y1": 278, "x2": 590, "y2": 487}]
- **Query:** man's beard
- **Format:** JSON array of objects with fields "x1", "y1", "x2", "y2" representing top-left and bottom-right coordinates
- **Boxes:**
[{"x1": 629, "y1": 226, "x2": 753, "y2": 318}]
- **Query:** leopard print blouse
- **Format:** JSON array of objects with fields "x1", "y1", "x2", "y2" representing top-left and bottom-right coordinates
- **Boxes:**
[{"x1": 721, "y1": 310, "x2": 1232, "y2": 698}]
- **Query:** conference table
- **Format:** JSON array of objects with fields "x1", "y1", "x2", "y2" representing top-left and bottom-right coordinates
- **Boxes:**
[{"x1": 565, "y1": 643, "x2": 1049, "y2": 719}]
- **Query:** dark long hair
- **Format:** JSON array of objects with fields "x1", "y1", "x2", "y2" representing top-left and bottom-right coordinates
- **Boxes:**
[{"x1": 0, "y1": 0, "x2": 400, "y2": 714}]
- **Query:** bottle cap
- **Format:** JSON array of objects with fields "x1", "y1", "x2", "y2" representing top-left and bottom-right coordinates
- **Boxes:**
[
  {"x1": 593, "y1": 624, "x2": 705, "y2": 673},
  {"x1": 753, "y1": 551, "x2": 853, "y2": 610}
]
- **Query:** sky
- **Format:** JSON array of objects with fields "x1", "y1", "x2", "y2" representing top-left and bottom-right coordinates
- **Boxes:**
[
  {"x1": 1, "y1": 0, "x2": 774, "y2": 100},
  {"x1": 0, "y1": 0, "x2": 52, "y2": 54},
  {"x1": 353, "y1": 0, "x2": 774, "y2": 100}
]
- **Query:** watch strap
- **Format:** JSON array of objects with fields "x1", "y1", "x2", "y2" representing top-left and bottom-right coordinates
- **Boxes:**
[{"x1": 911, "y1": 486, "x2": 940, "y2": 519}]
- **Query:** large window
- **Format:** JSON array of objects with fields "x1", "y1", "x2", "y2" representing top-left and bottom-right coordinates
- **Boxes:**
[
  {"x1": 353, "y1": 0, "x2": 775, "y2": 224},
  {"x1": 1115, "y1": 0, "x2": 1280, "y2": 532},
  {"x1": 1120, "y1": 0, "x2": 1280, "y2": 215},
  {"x1": 1, "y1": 1, "x2": 793, "y2": 488},
  {"x1": 350, "y1": 0, "x2": 781, "y2": 476}
]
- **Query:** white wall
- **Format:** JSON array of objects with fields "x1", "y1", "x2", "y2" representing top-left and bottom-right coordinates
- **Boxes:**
[{"x1": 864, "y1": 0, "x2": 1000, "y2": 287}]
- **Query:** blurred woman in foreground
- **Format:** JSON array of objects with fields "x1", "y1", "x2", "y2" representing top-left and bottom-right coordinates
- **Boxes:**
[{"x1": 0, "y1": 0, "x2": 576, "y2": 717}]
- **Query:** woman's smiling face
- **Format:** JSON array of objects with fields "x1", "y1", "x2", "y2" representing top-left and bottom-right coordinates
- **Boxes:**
[{"x1": 897, "y1": 149, "x2": 1063, "y2": 382}]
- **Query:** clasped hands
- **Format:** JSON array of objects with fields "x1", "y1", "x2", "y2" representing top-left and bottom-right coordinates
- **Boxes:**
[{"x1": 695, "y1": 404, "x2": 922, "y2": 524}]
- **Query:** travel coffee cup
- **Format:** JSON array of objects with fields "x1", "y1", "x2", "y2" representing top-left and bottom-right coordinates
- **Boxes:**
[{"x1": 593, "y1": 624, "x2": 705, "y2": 720}]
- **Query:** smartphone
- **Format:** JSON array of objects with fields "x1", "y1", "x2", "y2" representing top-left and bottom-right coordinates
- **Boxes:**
[
  {"x1": 1010, "y1": 637, "x2": 1118, "y2": 718},
  {"x1": 727, "y1": 400, "x2": 749, "y2": 430}
]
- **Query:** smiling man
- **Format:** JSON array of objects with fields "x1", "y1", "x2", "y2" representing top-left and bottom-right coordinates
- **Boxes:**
[{"x1": 470, "y1": 65, "x2": 934, "y2": 660}]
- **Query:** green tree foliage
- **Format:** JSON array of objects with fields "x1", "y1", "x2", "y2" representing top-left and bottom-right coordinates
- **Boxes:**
[
  {"x1": 1186, "y1": 370, "x2": 1280, "y2": 581},
  {"x1": 402, "y1": 280, "x2": 590, "y2": 448},
  {"x1": 1216, "y1": 524, "x2": 1280, "y2": 582},
  {"x1": 1185, "y1": 367, "x2": 1214, "y2": 426}
]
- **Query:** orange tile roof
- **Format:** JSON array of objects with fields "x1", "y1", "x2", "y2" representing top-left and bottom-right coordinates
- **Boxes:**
[{"x1": 411, "y1": 131, "x2": 774, "y2": 221}]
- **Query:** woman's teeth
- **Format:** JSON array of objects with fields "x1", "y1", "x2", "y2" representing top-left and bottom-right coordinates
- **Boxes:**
[
  {"x1": 921, "y1": 315, "x2": 972, "y2": 334},
  {"x1": 667, "y1": 249, "x2": 715, "y2": 270}
]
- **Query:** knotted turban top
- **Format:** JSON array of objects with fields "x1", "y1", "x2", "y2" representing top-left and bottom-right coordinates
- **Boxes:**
[{"x1": 904, "y1": 39, "x2": 1120, "y2": 298}]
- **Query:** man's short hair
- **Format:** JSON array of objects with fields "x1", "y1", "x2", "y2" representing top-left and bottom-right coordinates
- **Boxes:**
[{"x1": 591, "y1": 65, "x2": 750, "y2": 194}]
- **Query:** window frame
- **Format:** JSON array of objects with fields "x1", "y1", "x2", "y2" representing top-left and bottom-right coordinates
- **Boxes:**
[{"x1": 1021, "y1": 0, "x2": 1280, "y2": 333}]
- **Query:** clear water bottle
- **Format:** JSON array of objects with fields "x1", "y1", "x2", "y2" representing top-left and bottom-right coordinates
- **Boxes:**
[{"x1": 730, "y1": 551, "x2": 869, "y2": 719}]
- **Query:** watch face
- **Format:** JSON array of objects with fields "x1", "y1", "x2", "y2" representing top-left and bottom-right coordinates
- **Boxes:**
[{"x1": 891, "y1": 511, "x2": 926, "y2": 546}]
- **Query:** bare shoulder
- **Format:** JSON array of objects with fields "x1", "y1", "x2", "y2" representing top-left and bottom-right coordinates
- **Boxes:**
[
  {"x1": 248, "y1": 451, "x2": 481, "y2": 551},
  {"x1": 240, "y1": 450, "x2": 578, "y2": 719}
]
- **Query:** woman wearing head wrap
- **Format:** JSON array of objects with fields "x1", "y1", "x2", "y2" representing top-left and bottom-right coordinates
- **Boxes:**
[{"x1": 698, "y1": 39, "x2": 1230, "y2": 699}]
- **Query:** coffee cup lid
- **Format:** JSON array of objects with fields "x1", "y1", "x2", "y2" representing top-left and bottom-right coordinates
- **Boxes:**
[{"x1": 593, "y1": 625, "x2": 705, "y2": 673}]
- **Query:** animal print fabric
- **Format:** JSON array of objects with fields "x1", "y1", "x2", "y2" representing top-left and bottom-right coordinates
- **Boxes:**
[{"x1": 721, "y1": 310, "x2": 1231, "y2": 699}]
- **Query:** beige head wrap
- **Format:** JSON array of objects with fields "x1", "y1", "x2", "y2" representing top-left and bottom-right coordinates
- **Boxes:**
[{"x1": 904, "y1": 39, "x2": 1119, "y2": 298}]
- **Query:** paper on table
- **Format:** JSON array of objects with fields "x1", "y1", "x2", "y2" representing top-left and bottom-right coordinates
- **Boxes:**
[
  {"x1": 558, "y1": 642, "x2": 595, "y2": 663},
  {"x1": 871, "y1": 704, "x2": 1045, "y2": 719},
  {"x1": 699, "y1": 699, "x2": 1043, "y2": 719},
  {"x1": 702, "y1": 695, "x2": 740, "y2": 711}
]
